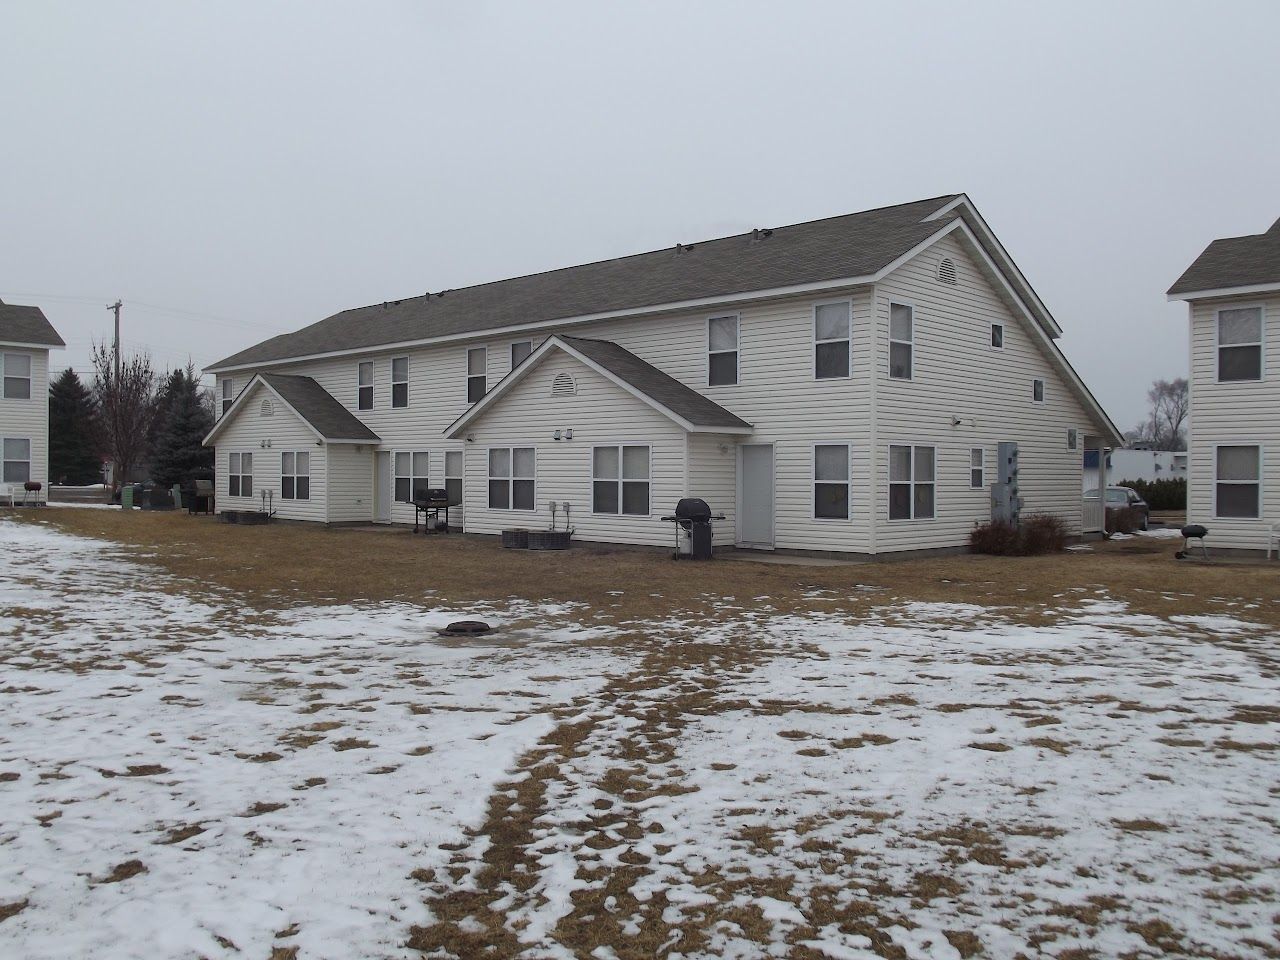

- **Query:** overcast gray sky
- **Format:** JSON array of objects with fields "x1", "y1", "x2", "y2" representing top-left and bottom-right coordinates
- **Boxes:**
[{"x1": 3, "y1": 1, "x2": 1277, "y2": 429}]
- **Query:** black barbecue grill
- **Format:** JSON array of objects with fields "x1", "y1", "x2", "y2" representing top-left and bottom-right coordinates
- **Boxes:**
[
  {"x1": 661, "y1": 498, "x2": 725, "y2": 560},
  {"x1": 412, "y1": 487, "x2": 453, "y2": 534}
]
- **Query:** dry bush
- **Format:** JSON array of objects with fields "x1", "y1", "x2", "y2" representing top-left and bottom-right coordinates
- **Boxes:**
[
  {"x1": 1020, "y1": 514, "x2": 1067, "y2": 554},
  {"x1": 1107, "y1": 506, "x2": 1139, "y2": 535},
  {"x1": 970, "y1": 515, "x2": 1067, "y2": 556},
  {"x1": 969, "y1": 520, "x2": 1021, "y2": 556}
]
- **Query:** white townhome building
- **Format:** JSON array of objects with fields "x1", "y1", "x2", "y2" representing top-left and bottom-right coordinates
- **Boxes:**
[
  {"x1": 204, "y1": 195, "x2": 1121, "y2": 556},
  {"x1": 0, "y1": 299, "x2": 64, "y2": 497},
  {"x1": 1168, "y1": 215, "x2": 1280, "y2": 554}
]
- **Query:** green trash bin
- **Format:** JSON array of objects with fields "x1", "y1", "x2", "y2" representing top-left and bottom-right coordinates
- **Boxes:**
[{"x1": 121, "y1": 487, "x2": 134, "y2": 509}]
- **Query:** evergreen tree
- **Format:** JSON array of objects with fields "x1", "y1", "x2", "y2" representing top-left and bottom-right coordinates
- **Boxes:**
[
  {"x1": 48, "y1": 368, "x2": 103, "y2": 485},
  {"x1": 149, "y1": 366, "x2": 215, "y2": 489}
]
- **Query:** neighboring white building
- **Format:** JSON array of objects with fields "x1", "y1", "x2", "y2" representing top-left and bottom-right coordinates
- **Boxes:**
[
  {"x1": 1168, "y1": 216, "x2": 1280, "y2": 553},
  {"x1": 0, "y1": 299, "x2": 64, "y2": 496},
  {"x1": 205, "y1": 195, "x2": 1121, "y2": 555},
  {"x1": 1082, "y1": 449, "x2": 1187, "y2": 490}
]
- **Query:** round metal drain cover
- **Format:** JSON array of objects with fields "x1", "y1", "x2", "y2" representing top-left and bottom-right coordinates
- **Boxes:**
[{"x1": 437, "y1": 619, "x2": 494, "y2": 637}]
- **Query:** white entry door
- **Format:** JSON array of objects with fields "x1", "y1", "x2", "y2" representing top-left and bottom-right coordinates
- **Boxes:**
[
  {"x1": 738, "y1": 443, "x2": 774, "y2": 549},
  {"x1": 374, "y1": 451, "x2": 392, "y2": 523}
]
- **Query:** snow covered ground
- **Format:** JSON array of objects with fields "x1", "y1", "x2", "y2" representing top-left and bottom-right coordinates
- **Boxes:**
[
  {"x1": 3, "y1": 516, "x2": 1279, "y2": 959},
  {"x1": 0, "y1": 518, "x2": 621, "y2": 958}
]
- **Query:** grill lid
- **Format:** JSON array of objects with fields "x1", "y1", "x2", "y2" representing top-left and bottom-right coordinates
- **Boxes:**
[{"x1": 674, "y1": 497, "x2": 712, "y2": 521}]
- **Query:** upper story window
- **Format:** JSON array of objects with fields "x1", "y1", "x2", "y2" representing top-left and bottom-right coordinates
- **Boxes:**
[
  {"x1": 889, "y1": 303, "x2": 914, "y2": 380},
  {"x1": 1216, "y1": 444, "x2": 1260, "y2": 518},
  {"x1": 707, "y1": 315, "x2": 739, "y2": 386},
  {"x1": 1032, "y1": 378, "x2": 1045, "y2": 403},
  {"x1": 358, "y1": 362, "x2": 374, "y2": 410},
  {"x1": 814, "y1": 301, "x2": 851, "y2": 379},
  {"x1": 990, "y1": 323, "x2": 1004, "y2": 349},
  {"x1": 1, "y1": 353, "x2": 31, "y2": 400},
  {"x1": 1217, "y1": 306, "x2": 1263, "y2": 382},
  {"x1": 511, "y1": 340, "x2": 533, "y2": 369},
  {"x1": 1067, "y1": 428, "x2": 1078, "y2": 450},
  {"x1": 221, "y1": 378, "x2": 234, "y2": 415},
  {"x1": 391, "y1": 357, "x2": 409, "y2": 408},
  {"x1": 467, "y1": 347, "x2": 487, "y2": 403},
  {"x1": 281, "y1": 451, "x2": 310, "y2": 501}
]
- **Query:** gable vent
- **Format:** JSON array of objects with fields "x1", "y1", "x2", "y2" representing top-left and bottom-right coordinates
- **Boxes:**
[
  {"x1": 936, "y1": 257, "x2": 958, "y2": 284},
  {"x1": 551, "y1": 373, "x2": 576, "y2": 397},
  {"x1": 260, "y1": 399, "x2": 275, "y2": 417}
]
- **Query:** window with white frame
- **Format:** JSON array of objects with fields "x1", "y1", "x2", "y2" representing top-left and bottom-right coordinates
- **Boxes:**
[
  {"x1": 221, "y1": 378, "x2": 234, "y2": 415},
  {"x1": 813, "y1": 444, "x2": 850, "y2": 519},
  {"x1": 391, "y1": 357, "x2": 409, "y2": 408},
  {"x1": 358, "y1": 362, "x2": 374, "y2": 410},
  {"x1": 467, "y1": 347, "x2": 487, "y2": 403},
  {"x1": 228, "y1": 452, "x2": 253, "y2": 497},
  {"x1": 488, "y1": 447, "x2": 534, "y2": 510},
  {"x1": 707, "y1": 315, "x2": 739, "y2": 386},
  {"x1": 511, "y1": 340, "x2": 533, "y2": 369},
  {"x1": 970, "y1": 447, "x2": 985, "y2": 489},
  {"x1": 1032, "y1": 378, "x2": 1045, "y2": 403},
  {"x1": 1216, "y1": 445, "x2": 1260, "y2": 518},
  {"x1": 444, "y1": 450, "x2": 463, "y2": 505},
  {"x1": 1217, "y1": 306, "x2": 1263, "y2": 382},
  {"x1": 394, "y1": 451, "x2": 430, "y2": 503},
  {"x1": 889, "y1": 303, "x2": 913, "y2": 380},
  {"x1": 990, "y1": 323, "x2": 1004, "y2": 349},
  {"x1": 2, "y1": 354, "x2": 31, "y2": 400},
  {"x1": 2, "y1": 438, "x2": 31, "y2": 483},
  {"x1": 889, "y1": 445, "x2": 935, "y2": 520},
  {"x1": 592, "y1": 445, "x2": 650, "y2": 515},
  {"x1": 814, "y1": 302, "x2": 851, "y2": 379},
  {"x1": 281, "y1": 451, "x2": 310, "y2": 500}
]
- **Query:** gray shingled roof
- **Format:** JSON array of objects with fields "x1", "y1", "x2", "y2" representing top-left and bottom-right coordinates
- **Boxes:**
[
  {"x1": 1168, "y1": 219, "x2": 1280, "y2": 296},
  {"x1": 260, "y1": 374, "x2": 381, "y2": 441},
  {"x1": 210, "y1": 196, "x2": 961, "y2": 370},
  {"x1": 558, "y1": 336, "x2": 752, "y2": 431},
  {"x1": 0, "y1": 299, "x2": 65, "y2": 347}
]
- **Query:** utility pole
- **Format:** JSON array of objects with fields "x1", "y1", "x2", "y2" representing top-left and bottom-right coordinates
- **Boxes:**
[{"x1": 107, "y1": 300, "x2": 122, "y2": 380}]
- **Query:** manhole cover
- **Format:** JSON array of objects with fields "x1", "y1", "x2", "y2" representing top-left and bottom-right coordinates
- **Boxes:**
[{"x1": 436, "y1": 620, "x2": 494, "y2": 637}]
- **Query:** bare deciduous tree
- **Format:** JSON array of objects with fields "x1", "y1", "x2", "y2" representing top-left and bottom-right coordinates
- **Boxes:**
[
  {"x1": 1128, "y1": 377, "x2": 1189, "y2": 451},
  {"x1": 92, "y1": 342, "x2": 158, "y2": 490}
]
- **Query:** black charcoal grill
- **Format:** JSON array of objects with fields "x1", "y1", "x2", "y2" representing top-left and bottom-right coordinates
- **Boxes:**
[
  {"x1": 412, "y1": 487, "x2": 453, "y2": 534},
  {"x1": 661, "y1": 498, "x2": 725, "y2": 560}
]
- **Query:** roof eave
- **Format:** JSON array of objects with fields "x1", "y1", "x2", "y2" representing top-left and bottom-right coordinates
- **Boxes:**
[{"x1": 1167, "y1": 281, "x2": 1280, "y2": 302}]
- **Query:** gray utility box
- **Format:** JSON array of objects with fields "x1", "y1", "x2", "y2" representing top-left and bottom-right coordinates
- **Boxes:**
[{"x1": 990, "y1": 441, "x2": 1024, "y2": 525}]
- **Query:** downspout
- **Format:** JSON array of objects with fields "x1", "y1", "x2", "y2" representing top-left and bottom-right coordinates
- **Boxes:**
[{"x1": 867, "y1": 283, "x2": 879, "y2": 557}]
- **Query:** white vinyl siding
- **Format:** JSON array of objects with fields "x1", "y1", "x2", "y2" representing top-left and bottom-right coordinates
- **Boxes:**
[
  {"x1": 210, "y1": 381, "x2": 327, "y2": 522},
  {"x1": 0, "y1": 346, "x2": 49, "y2": 488},
  {"x1": 687, "y1": 433, "x2": 737, "y2": 547},
  {"x1": 1187, "y1": 295, "x2": 1277, "y2": 551},
  {"x1": 873, "y1": 233, "x2": 1096, "y2": 551},
  {"x1": 326, "y1": 444, "x2": 373, "y2": 523}
]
